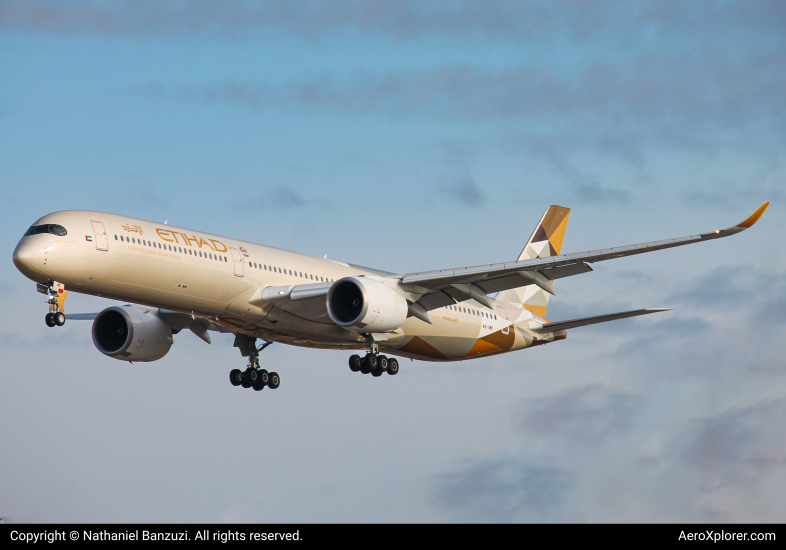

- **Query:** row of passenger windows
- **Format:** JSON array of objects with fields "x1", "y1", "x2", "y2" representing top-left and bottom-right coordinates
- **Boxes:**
[
  {"x1": 24, "y1": 224, "x2": 67, "y2": 236},
  {"x1": 247, "y1": 261, "x2": 335, "y2": 283},
  {"x1": 115, "y1": 234, "x2": 229, "y2": 262},
  {"x1": 446, "y1": 304, "x2": 497, "y2": 320},
  {"x1": 115, "y1": 233, "x2": 494, "y2": 316},
  {"x1": 114, "y1": 234, "x2": 336, "y2": 281}
]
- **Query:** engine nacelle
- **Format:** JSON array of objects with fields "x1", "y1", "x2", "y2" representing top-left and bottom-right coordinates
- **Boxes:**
[
  {"x1": 327, "y1": 277, "x2": 409, "y2": 333},
  {"x1": 92, "y1": 306, "x2": 173, "y2": 362}
]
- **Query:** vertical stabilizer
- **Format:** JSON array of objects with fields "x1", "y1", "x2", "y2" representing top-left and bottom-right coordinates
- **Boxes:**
[{"x1": 497, "y1": 205, "x2": 570, "y2": 317}]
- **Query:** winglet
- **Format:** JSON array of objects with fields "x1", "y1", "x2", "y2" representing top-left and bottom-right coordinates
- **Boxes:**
[{"x1": 736, "y1": 202, "x2": 769, "y2": 229}]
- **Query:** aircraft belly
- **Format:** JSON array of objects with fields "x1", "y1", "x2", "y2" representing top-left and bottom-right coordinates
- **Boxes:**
[{"x1": 382, "y1": 312, "x2": 530, "y2": 361}]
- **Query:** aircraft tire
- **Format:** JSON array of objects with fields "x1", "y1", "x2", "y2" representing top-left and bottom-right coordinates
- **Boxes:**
[
  {"x1": 349, "y1": 355, "x2": 362, "y2": 372},
  {"x1": 366, "y1": 353, "x2": 378, "y2": 370},
  {"x1": 387, "y1": 358, "x2": 399, "y2": 375},
  {"x1": 258, "y1": 369, "x2": 269, "y2": 385},
  {"x1": 268, "y1": 372, "x2": 280, "y2": 389},
  {"x1": 378, "y1": 356, "x2": 388, "y2": 372},
  {"x1": 54, "y1": 312, "x2": 66, "y2": 326},
  {"x1": 45, "y1": 313, "x2": 55, "y2": 327},
  {"x1": 252, "y1": 381, "x2": 265, "y2": 391},
  {"x1": 247, "y1": 369, "x2": 259, "y2": 384},
  {"x1": 229, "y1": 369, "x2": 243, "y2": 386}
]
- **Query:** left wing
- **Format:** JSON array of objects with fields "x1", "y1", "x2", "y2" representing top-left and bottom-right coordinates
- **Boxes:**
[
  {"x1": 397, "y1": 203, "x2": 769, "y2": 311},
  {"x1": 65, "y1": 308, "x2": 232, "y2": 343}
]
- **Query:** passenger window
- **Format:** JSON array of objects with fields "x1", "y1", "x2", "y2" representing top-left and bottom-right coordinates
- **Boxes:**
[{"x1": 114, "y1": 235, "x2": 118, "y2": 240}]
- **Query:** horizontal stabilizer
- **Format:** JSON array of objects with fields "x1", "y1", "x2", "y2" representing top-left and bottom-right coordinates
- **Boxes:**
[{"x1": 528, "y1": 308, "x2": 671, "y2": 333}]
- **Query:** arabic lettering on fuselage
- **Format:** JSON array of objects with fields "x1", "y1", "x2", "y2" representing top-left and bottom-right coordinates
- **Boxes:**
[{"x1": 122, "y1": 223, "x2": 143, "y2": 236}]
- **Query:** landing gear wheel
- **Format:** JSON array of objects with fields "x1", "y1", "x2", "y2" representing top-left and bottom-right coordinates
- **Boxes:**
[
  {"x1": 54, "y1": 312, "x2": 65, "y2": 326},
  {"x1": 229, "y1": 369, "x2": 243, "y2": 386},
  {"x1": 378, "y1": 356, "x2": 388, "y2": 372},
  {"x1": 258, "y1": 369, "x2": 269, "y2": 385},
  {"x1": 387, "y1": 358, "x2": 399, "y2": 376},
  {"x1": 45, "y1": 313, "x2": 55, "y2": 327},
  {"x1": 366, "y1": 353, "x2": 378, "y2": 370},
  {"x1": 240, "y1": 369, "x2": 253, "y2": 388},
  {"x1": 371, "y1": 368, "x2": 383, "y2": 377},
  {"x1": 252, "y1": 381, "x2": 265, "y2": 391},
  {"x1": 247, "y1": 369, "x2": 259, "y2": 384},
  {"x1": 349, "y1": 355, "x2": 362, "y2": 372},
  {"x1": 360, "y1": 357, "x2": 372, "y2": 375},
  {"x1": 268, "y1": 372, "x2": 280, "y2": 389}
]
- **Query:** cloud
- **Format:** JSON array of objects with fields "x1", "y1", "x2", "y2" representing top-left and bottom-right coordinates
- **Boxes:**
[
  {"x1": 514, "y1": 384, "x2": 643, "y2": 445},
  {"x1": 681, "y1": 398, "x2": 786, "y2": 492},
  {"x1": 438, "y1": 174, "x2": 484, "y2": 207},
  {"x1": 241, "y1": 187, "x2": 309, "y2": 210},
  {"x1": 429, "y1": 456, "x2": 574, "y2": 522},
  {"x1": 3, "y1": 1, "x2": 786, "y2": 47},
  {"x1": 268, "y1": 187, "x2": 307, "y2": 209},
  {"x1": 667, "y1": 265, "x2": 786, "y2": 327},
  {"x1": 137, "y1": 55, "x2": 786, "y2": 129}
]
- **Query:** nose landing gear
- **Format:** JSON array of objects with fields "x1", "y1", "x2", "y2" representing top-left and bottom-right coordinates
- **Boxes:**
[
  {"x1": 39, "y1": 282, "x2": 67, "y2": 327},
  {"x1": 229, "y1": 335, "x2": 279, "y2": 393}
]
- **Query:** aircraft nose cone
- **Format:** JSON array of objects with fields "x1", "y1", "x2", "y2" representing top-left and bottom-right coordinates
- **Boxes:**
[{"x1": 13, "y1": 239, "x2": 44, "y2": 281}]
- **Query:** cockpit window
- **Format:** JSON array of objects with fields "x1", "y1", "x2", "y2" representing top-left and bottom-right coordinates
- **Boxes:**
[{"x1": 24, "y1": 224, "x2": 67, "y2": 237}]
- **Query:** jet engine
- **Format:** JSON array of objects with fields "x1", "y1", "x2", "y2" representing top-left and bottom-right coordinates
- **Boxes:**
[
  {"x1": 327, "y1": 277, "x2": 409, "y2": 333},
  {"x1": 92, "y1": 305, "x2": 173, "y2": 362}
]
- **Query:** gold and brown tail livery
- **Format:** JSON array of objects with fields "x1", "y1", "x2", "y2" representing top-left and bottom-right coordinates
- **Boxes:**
[
  {"x1": 498, "y1": 205, "x2": 571, "y2": 313},
  {"x1": 736, "y1": 202, "x2": 770, "y2": 229},
  {"x1": 519, "y1": 205, "x2": 571, "y2": 260}
]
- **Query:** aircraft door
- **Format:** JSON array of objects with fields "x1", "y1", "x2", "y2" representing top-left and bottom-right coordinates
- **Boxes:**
[
  {"x1": 90, "y1": 221, "x2": 109, "y2": 251},
  {"x1": 229, "y1": 248, "x2": 244, "y2": 277},
  {"x1": 496, "y1": 304, "x2": 510, "y2": 335}
]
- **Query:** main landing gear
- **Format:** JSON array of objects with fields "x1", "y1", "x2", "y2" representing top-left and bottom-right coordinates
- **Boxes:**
[
  {"x1": 349, "y1": 340, "x2": 399, "y2": 377},
  {"x1": 229, "y1": 335, "x2": 280, "y2": 392},
  {"x1": 39, "y1": 282, "x2": 66, "y2": 327}
]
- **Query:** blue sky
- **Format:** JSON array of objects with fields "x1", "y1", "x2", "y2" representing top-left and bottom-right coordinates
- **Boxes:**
[{"x1": 1, "y1": 1, "x2": 785, "y2": 522}]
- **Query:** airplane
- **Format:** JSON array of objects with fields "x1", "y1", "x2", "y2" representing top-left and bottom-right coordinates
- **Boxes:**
[{"x1": 12, "y1": 202, "x2": 769, "y2": 393}]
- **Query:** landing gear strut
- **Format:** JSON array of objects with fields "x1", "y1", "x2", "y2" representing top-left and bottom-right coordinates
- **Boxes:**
[
  {"x1": 39, "y1": 282, "x2": 66, "y2": 327},
  {"x1": 349, "y1": 336, "x2": 399, "y2": 377},
  {"x1": 229, "y1": 335, "x2": 279, "y2": 392}
]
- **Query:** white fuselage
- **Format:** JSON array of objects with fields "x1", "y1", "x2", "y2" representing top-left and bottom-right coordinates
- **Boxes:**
[{"x1": 13, "y1": 210, "x2": 553, "y2": 361}]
